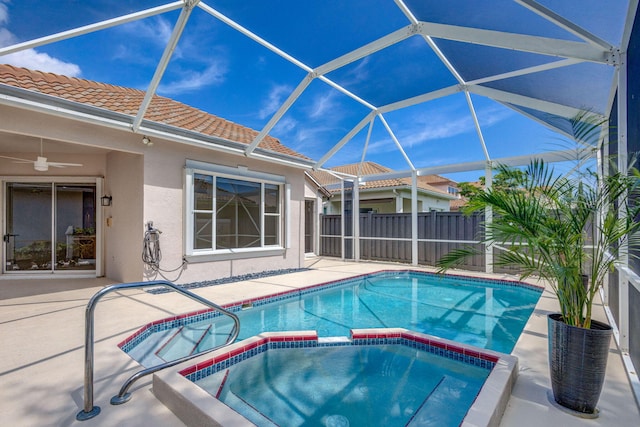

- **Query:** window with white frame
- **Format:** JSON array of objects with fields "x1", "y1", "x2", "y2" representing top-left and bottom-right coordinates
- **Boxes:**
[{"x1": 186, "y1": 162, "x2": 285, "y2": 255}]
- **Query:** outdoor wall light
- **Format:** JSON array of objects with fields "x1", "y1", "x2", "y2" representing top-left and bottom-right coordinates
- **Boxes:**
[
  {"x1": 142, "y1": 136, "x2": 153, "y2": 146},
  {"x1": 101, "y1": 195, "x2": 113, "y2": 207}
]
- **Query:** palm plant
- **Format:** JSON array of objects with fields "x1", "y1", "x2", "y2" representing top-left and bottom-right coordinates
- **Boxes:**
[{"x1": 437, "y1": 113, "x2": 640, "y2": 329}]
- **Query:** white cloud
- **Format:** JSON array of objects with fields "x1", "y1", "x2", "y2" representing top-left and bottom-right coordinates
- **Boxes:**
[
  {"x1": 307, "y1": 90, "x2": 339, "y2": 119},
  {"x1": 1, "y1": 49, "x2": 82, "y2": 76},
  {"x1": 477, "y1": 104, "x2": 513, "y2": 127},
  {"x1": 273, "y1": 116, "x2": 297, "y2": 134},
  {"x1": 0, "y1": 2, "x2": 8, "y2": 25},
  {"x1": 401, "y1": 114, "x2": 474, "y2": 147},
  {"x1": 340, "y1": 56, "x2": 370, "y2": 86},
  {"x1": 259, "y1": 84, "x2": 292, "y2": 119},
  {"x1": 159, "y1": 62, "x2": 227, "y2": 95},
  {"x1": 384, "y1": 103, "x2": 514, "y2": 150},
  {"x1": 120, "y1": 16, "x2": 173, "y2": 49},
  {"x1": 0, "y1": 2, "x2": 81, "y2": 76}
]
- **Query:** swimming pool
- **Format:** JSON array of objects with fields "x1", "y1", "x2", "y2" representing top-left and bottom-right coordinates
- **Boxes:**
[{"x1": 121, "y1": 270, "x2": 542, "y2": 365}]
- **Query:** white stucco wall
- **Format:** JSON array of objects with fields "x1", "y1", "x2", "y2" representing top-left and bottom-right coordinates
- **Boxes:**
[
  {"x1": 140, "y1": 141, "x2": 307, "y2": 284},
  {"x1": 0, "y1": 105, "x2": 308, "y2": 284},
  {"x1": 104, "y1": 151, "x2": 144, "y2": 282},
  {"x1": 325, "y1": 188, "x2": 452, "y2": 214}
]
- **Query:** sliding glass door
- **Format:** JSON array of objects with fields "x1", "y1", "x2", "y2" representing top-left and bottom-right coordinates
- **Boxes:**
[{"x1": 4, "y1": 181, "x2": 98, "y2": 274}]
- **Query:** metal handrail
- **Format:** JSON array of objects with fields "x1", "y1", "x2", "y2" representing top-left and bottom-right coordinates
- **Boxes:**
[{"x1": 76, "y1": 280, "x2": 240, "y2": 421}]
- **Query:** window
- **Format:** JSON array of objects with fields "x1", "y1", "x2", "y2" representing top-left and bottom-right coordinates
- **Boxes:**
[{"x1": 186, "y1": 162, "x2": 285, "y2": 256}]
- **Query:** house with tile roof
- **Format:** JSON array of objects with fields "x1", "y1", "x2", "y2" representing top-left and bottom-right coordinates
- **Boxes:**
[
  {"x1": 307, "y1": 162, "x2": 457, "y2": 214},
  {"x1": 0, "y1": 65, "x2": 316, "y2": 283}
]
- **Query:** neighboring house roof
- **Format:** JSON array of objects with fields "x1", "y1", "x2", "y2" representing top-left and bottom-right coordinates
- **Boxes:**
[
  {"x1": 309, "y1": 162, "x2": 455, "y2": 199},
  {"x1": 0, "y1": 64, "x2": 308, "y2": 161},
  {"x1": 418, "y1": 174, "x2": 457, "y2": 187}
]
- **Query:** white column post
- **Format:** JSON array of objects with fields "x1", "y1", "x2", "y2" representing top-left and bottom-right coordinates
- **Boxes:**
[
  {"x1": 340, "y1": 179, "x2": 345, "y2": 261},
  {"x1": 412, "y1": 171, "x2": 419, "y2": 265},
  {"x1": 617, "y1": 50, "x2": 630, "y2": 352},
  {"x1": 354, "y1": 180, "x2": 360, "y2": 261},
  {"x1": 395, "y1": 192, "x2": 403, "y2": 213},
  {"x1": 484, "y1": 162, "x2": 494, "y2": 274}
]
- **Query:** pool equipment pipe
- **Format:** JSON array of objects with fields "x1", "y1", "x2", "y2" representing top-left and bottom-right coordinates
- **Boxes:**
[{"x1": 76, "y1": 280, "x2": 240, "y2": 421}]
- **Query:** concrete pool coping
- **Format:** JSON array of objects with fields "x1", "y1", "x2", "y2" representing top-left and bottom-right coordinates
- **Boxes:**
[
  {"x1": 0, "y1": 257, "x2": 638, "y2": 426},
  {"x1": 153, "y1": 329, "x2": 519, "y2": 427}
]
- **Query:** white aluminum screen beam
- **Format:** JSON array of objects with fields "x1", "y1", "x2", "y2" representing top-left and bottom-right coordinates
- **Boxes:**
[
  {"x1": 358, "y1": 148, "x2": 594, "y2": 182},
  {"x1": 245, "y1": 73, "x2": 314, "y2": 156},
  {"x1": 0, "y1": 1, "x2": 184, "y2": 57},
  {"x1": 199, "y1": 1, "x2": 376, "y2": 111},
  {"x1": 358, "y1": 119, "x2": 376, "y2": 174},
  {"x1": 378, "y1": 114, "x2": 415, "y2": 170},
  {"x1": 621, "y1": 0, "x2": 640, "y2": 52},
  {"x1": 315, "y1": 111, "x2": 377, "y2": 169},
  {"x1": 465, "y1": 91, "x2": 490, "y2": 161},
  {"x1": 466, "y1": 57, "x2": 582, "y2": 86},
  {"x1": 394, "y1": 0, "x2": 418, "y2": 23},
  {"x1": 132, "y1": 2, "x2": 197, "y2": 131},
  {"x1": 499, "y1": 103, "x2": 575, "y2": 141},
  {"x1": 198, "y1": 2, "x2": 311, "y2": 72},
  {"x1": 395, "y1": 1, "x2": 467, "y2": 86},
  {"x1": 418, "y1": 22, "x2": 612, "y2": 64},
  {"x1": 515, "y1": 0, "x2": 614, "y2": 51},
  {"x1": 423, "y1": 35, "x2": 465, "y2": 84},
  {"x1": 316, "y1": 76, "x2": 377, "y2": 110},
  {"x1": 378, "y1": 85, "x2": 461, "y2": 114},
  {"x1": 314, "y1": 25, "x2": 418, "y2": 76},
  {"x1": 467, "y1": 85, "x2": 584, "y2": 118}
]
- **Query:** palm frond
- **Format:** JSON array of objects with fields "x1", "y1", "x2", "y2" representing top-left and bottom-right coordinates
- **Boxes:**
[{"x1": 436, "y1": 111, "x2": 640, "y2": 328}]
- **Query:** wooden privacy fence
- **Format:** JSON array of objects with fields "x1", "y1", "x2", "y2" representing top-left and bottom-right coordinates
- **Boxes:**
[{"x1": 320, "y1": 211, "x2": 491, "y2": 271}]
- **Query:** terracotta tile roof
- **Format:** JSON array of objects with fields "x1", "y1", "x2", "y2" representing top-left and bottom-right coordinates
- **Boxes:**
[
  {"x1": 419, "y1": 174, "x2": 456, "y2": 186},
  {"x1": 309, "y1": 161, "x2": 453, "y2": 198},
  {"x1": 307, "y1": 168, "x2": 342, "y2": 187},
  {"x1": 0, "y1": 64, "x2": 308, "y2": 160}
]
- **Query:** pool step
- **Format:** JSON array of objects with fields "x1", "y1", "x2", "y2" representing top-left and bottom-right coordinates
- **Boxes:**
[
  {"x1": 156, "y1": 324, "x2": 212, "y2": 361},
  {"x1": 219, "y1": 387, "x2": 278, "y2": 426},
  {"x1": 406, "y1": 375, "x2": 474, "y2": 426}
]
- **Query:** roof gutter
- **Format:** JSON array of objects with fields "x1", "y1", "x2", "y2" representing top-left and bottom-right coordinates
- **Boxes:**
[{"x1": 0, "y1": 84, "x2": 315, "y2": 170}]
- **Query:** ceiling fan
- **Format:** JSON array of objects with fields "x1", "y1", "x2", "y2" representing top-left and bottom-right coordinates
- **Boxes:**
[{"x1": 0, "y1": 139, "x2": 83, "y2": 172}]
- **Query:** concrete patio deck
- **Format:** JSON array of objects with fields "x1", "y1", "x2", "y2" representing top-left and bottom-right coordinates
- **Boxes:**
[{"x1": 0, "y1": 258, "x2": 638, "y2": 426}]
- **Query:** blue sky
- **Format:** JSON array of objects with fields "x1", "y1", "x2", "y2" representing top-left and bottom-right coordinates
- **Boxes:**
[{"x1": 0, "y1": 0, "x2": 608, "y2": 183}]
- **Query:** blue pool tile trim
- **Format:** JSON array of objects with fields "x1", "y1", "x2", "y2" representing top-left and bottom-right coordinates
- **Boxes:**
[{"x1": 182, "y1": 332, "x2": 497, "y2": 384}]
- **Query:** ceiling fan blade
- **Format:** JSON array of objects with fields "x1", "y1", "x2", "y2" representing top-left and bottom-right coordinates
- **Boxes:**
[
  {"x1": 48, "y1": 162, "x2": 83, "y2": 167},
  {"x1": 0, "y1": 155, "x2": 34, "y2": 163}
]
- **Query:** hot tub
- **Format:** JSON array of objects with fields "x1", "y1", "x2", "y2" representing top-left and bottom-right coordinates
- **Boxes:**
[{"x1": 154, "y1": 328, "x2": 518, "y2": 427}]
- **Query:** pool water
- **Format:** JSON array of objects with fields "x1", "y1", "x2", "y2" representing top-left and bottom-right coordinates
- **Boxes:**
[
  {"x1": 195, "y1": 342, "x2": 491, "y2": 427},
  {"x1": 126, "y1": 271, "x2": 541, "y2": 366}
]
